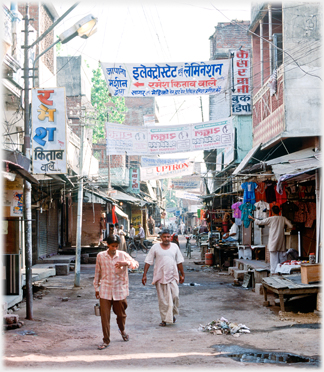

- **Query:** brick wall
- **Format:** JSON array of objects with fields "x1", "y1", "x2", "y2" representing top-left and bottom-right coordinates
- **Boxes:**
[{"x1": 210, "y1": 21, "x2": 251, "y2": 57}]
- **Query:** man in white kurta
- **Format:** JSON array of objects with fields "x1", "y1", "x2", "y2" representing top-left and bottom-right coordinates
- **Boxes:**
[
  {"x1": 142, "y1": 229, "x2": 185, "y2": 326},
  {"x1": 249, "y1": 205, "x2": 293, "y2": 274}
]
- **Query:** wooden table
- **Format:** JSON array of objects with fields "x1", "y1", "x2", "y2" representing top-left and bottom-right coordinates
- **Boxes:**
[
  {"x1": 213, "y1": 244, "x2": 238, "y2": 268},
  {"x1": 262, "y1": 274, "x2": 321, "y2": 312}
]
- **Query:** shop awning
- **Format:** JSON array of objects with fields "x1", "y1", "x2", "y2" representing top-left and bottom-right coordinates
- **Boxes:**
[
  {"x1": 267, "y1": 148, "x2": 321, "y2": 180},
  {"x1": 114, "y1": 190, "x2": 147, "y2": 206},
  {"x1": 115, "y1": 205, "x2": 129, "y2": 220},
  {"x1": 3, "y1": 160, "x2": 39, "y2": 184}
]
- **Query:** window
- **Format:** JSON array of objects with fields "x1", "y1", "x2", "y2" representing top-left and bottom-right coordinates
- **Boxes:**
[{"x1": 271, "y1": 33, "x2": 283, "y2": 72}]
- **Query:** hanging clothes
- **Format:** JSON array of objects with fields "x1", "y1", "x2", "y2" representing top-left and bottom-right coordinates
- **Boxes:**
[
  {"x1": 231, "y1": 201, "x2": 243, "y2": 219},
  {"x1": 281, "y1": 201, "x2": 299, "y2": 221},
  {"x1": 241, "y1": 182, "x2": 258, "y2": 204},
  {"x1": 239, "y1": 202, "x2": 256, "y2": 228},
  {"x1": 255, "y1": 182, "x2": 266, "y2": 202},
  {"x1": 275, "y1": 182, "x2": 287, "y2": 205},
  {"x1": 254, "y1": 200, "x2": 270, "y2": 219},
  {"x1": 294, "y1": 201, "x2": 308, "y2": 223},
  {"x1": 264, "y1": 180, "x2": 277, "y2": 203}
]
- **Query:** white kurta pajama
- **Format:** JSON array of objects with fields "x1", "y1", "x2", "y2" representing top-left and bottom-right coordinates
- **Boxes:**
[
  {"x1": 145, "y1": 243, "x2": 184, "y2": 323},
  {"x1": 254, "y1": 216, "x2": 293, "y2": 274}
]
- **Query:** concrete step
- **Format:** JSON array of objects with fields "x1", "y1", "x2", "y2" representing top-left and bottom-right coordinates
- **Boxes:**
[{"x1": 234, "y1": 269, "x2": 248, "y2": 281}]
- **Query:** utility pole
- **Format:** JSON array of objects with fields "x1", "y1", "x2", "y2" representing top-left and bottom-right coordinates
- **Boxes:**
[
  {"x1": 74, "y1": 106, "x2": 85, "y2": 287},
  {"x1": 23, "y1": 4, "x2": 33, "y2": 320}
]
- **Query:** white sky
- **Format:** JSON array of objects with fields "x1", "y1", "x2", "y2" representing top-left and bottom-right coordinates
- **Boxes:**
[{"x1": 54, "y1": 0, "x2": 251, "y2": 164}]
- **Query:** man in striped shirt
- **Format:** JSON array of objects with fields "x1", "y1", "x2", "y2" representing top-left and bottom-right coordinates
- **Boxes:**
[{"x1": 94, "y1": 234, "x2": 139, "y2": 350}]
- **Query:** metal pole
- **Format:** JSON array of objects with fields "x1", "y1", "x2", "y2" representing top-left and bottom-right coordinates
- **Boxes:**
[
  {"x1": 74, "y1": 107, "x2": 85, "y2": 286},
  {"x1": 23, "y1": 4, "x2": 33, "y2": 320}
]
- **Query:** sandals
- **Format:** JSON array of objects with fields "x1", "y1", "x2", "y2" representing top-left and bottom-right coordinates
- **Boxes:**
[
  {"x1": 98, "y1": 343, "x2": 109, "y2": 350},
  {"x1": 173, "y1": 316, "x2": 177, "y2": 323},
  {"x1": 119, "y1": 329, "x2": 129, "y2": 341},
  {"x1": 159, "y1": 321, "x2": 167, "y2": 327}
]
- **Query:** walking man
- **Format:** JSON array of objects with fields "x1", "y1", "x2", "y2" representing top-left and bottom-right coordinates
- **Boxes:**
[
  {"x1": 94, "y1": 234, "x2": 139, "y2": 349},
  {"x1": 129, "y1": 223, "x2": 135, "y2": 239},
  {"x1": 137, "y1": 223, "x2": 145, "y2": 247},
  {"x1": 248, "y1": 205, "x2": 293, "y2": 275},
  {"x1": 142, "y1": 229, "x2": 185, "y2": 326}
]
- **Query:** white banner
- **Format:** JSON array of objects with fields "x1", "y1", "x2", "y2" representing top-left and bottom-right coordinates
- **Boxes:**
[
  {"x1": 170, "y1": 180, "x2": 201, "y2": 190},
  {"x1": 175, "y1": 191, "x2": 202, "y2": 201},
  {"x1": 32, "y1": 88, "x2": 67, "y2": 174},
  {"x1": 106, "y1": 117, "x2": 234, "y2": 155},
  {"x1": 141, "y1": 157, "x2": 187, "y2": 167},
  {"x1": 140, "y1": 161, "x2": 194, "y2": 181},
  {"x1": 100, "y1": 60, "x2": 230, "y2": 97}
]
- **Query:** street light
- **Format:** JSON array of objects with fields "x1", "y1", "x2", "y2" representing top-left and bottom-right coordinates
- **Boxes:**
[
  {"x1": 23, "y1": 3, "x2": 97, "y2": 319},
  {"x1": 33, "y1": 14, "x2": 98, "y2": 87}
]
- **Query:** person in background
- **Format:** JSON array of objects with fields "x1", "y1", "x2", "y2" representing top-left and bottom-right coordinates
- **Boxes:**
[
  {"x1": 114, "y1": 223, "x2": 119, "y2": 235},
  {"x1": 142, "y1": 229, "x2": 185, "y2": 327},
  {"x1": 147, "y1": 215, "x2": 155, "y2": 235},
  {"x1": 249, "y1": 205, "x2": 293, "y2": 275},
  {"x1": 221, "y1": 218, "x2": 239, "y2": 242},
  {"x1": 129, "y1": 223, "x2": 136, "y2": 239},
  {"x1": 94, "y1": 234, "x2": 139, "y2": 349},
  {"x1": 118, "y1": 225, "x2": 127, "y2": 251},
  {"x1": 137, "y1": 223, "x2": 145, "y2": 247},
  {"x1": 199, "y1": 224, "x2": 208, "y2": 234},
  {"x1": 108, "y1": 224, "x2": 115, "y2": 238}
]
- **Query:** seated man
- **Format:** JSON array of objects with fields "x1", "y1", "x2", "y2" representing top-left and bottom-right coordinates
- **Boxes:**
[{"x1": 222, "y1": 218, "x2": 239, "y2": 243}]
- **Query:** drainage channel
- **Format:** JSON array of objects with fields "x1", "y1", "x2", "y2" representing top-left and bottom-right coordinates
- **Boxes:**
[{"x1": 212, "y1": 345, "x2": 320, "y2": 366}]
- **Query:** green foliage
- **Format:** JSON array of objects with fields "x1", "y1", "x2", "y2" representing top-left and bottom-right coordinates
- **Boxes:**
[{"x1": 90, "y1": 64, "x2": 127, "y2": 143}]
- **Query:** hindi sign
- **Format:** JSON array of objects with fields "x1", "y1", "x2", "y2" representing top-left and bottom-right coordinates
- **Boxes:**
[
  {"x1": 232, "y1": 49, "x2": 252, "y2": 115},
  {"x1": 140, "y1": 161, "x2": 194, "y2": 181},
  {"x1": 170, "y1": 180, "x2": 201, "y2": 190},
  {"x1": 129, "y1": 168, "x2": 140, "y2": 193},
  {"x1": 100, "y1": 60, "x2": 230, "y2": 97},
  {"x1": 32, "y1": 88, "x2": 67, "y2": 174},
  {"x1": 106, "y1": 117, "x2": 234, "y2": 155},
  {"x1": 141, "y1": 157, "x2": 187, "y2": 167},
  {"x1": 175, "y1": 191, "x2": 202, "y2": 201}
]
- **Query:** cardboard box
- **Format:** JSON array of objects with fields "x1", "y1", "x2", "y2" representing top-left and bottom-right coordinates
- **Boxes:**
[{"x1": 301, "y1": 264, "x2": 321, "y2": 284}]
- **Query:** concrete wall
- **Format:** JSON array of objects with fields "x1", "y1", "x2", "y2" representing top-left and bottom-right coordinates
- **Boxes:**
[{"x1": 282, "y1": 2, "x2": 322, "y2": 137}]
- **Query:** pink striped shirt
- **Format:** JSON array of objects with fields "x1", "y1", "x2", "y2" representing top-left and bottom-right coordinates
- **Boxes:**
[{"x1": 93, "y1": 250, "x2": 139, "y2": 300}]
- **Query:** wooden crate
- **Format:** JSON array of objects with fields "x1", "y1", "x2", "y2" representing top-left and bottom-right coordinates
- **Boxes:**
[{"x1": 301, "y1": 264, "x2": 321, "y2": 284}]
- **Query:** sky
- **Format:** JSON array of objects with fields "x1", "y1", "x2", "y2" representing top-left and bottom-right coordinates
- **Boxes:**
[{"x1": 54, "y1": 0, "x2": 251, "y2": 163}]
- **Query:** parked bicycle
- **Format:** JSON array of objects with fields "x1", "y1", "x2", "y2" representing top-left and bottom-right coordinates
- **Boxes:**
[
  {"x1": 126, "y1": 237, "x2": 148, "y2": 258},
  {"x1": 185, "y1": 235, "x2": 192, "y2": 259}
]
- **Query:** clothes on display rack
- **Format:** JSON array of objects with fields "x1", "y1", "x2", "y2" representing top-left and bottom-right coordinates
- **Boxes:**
[
  {"x1": 255, "y1": 182, "x2": 266, "y2": 202},
  {"x1": 281, "y1": 201, "x2": 299, "y2": 221},
  {"x1": 294, "y1": 201, "x2": 308, "y2": 223},
  {"x1": 239, "y1": 202, "x2": 256, "y2": 228},
  {"x1": 264, "y1": 180, "x2": 277, "y2": 203},
  {"x1": 275, "y1": 182, "x2": 287, "y2": 205},
  {"x1": 254, "y1": 200, "x2": 270, "y2": 219},
  {"x1": 241, "y1": 182, "x2": 258, "y2": 204},
  {"x1": 231, "y1": 201, "x2": 243, "y2": 219}
]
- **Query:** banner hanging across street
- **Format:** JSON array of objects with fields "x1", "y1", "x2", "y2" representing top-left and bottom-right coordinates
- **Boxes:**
[
  {"x1": 106, "y1": 117, "x2": 234, "y2": 155},
  {"x1": 175, "y1": 190, "x2": 202, "y2": 201},
  {"x1": 140, "y1": 160, "x2": 194, "y2": 181},
  {"x1": 100, "y1": 60, "x2": 230, "y2": 97},
  {"x1": 32, "y1": 87, "x2": 67, "y2": 174},
  {"x1": 141, "y1": 157, "x2": 187, "y2": 167}
]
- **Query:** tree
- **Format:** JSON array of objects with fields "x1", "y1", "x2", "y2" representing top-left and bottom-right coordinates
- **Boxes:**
[{"x1": 90, "y1": 64, "x2": 127, "y2": 143}]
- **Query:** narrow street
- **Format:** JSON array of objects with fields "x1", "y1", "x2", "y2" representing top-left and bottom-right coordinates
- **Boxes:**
[{"x1": 4, "y1": 236, "x2": 320, "y2": 369}]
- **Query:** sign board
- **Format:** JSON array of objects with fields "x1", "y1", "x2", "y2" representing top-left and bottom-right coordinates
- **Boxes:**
[
  {"x1": 129, "y1": 168, "x2": 140, "y2": 193},
  {"x1": 232, "y1": 49, "x2": 252, "y2": 115},
  {"x1": 140, "y1": 161, "x2": 194, "y2": 181},
  {"x1": 141, "y1": 157, "x2": 187, "y2": 167},
  {"x1": 106, "y1": 117, "x2": 234, "y2": 155},
  {"x1": 216, "y1": 152, "x2": 223, "y2": 172},
  {"x1": 101, "y1": 59, "x2": 230, "y2": 97},
  {"x1": 175, "y1": 191, "x2": 202, "y2": 201},
  {"x1": 31, "y1": 87, "x2": 67, "y2": 174},
  {"x1": 223, "y1": 146, "x2": 235, "y2": 168},
  {"x1": 169, "y1": 180, "x2": 200, "y2": 190}
]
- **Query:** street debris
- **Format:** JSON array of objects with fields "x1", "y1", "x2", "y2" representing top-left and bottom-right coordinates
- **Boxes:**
[
  {"x1": 129, "y1": 268, "x2": 144, "y2": 274},
  {"x1": 182, "y1": 282, "x2": 201, "y2": 286},
  {"x1": 198, "y1": 317, "x2": 250, "y2": 337}
]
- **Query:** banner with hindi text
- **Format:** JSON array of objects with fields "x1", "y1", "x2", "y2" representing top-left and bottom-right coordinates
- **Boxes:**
[
  {"x1": 106, "y1": 117, "x2": 233, "y2": 155},
  {"x1": 100, "y1": 60, "x2": 230, "y2": 97}
]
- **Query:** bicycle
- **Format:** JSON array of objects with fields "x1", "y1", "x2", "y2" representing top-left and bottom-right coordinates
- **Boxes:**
[
  {"x1": 127, "y1": 237, "x2": 148, "y2": 258},
  {"x1": 185, "y1": 235, "x2": 192, "y2": 259}
]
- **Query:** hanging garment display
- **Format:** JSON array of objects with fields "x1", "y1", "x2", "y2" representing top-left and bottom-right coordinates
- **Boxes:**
[
  {"x1": 231, "y1": 201, "x2": 243, "y2": 218},
  {"x1": 254, "y1": 200, "x2": 270, "y2": 219},
  {"x1": 264, "y1": 180, "x2": 277, "y2": 203},
  {"x1": 239, "y1": 202, "x2": 256, "y2": 228},
  {"x1": 281, "y1": 201, "x2": 299, "y2": 221},
  {"x1": 255, "y1": 182, "x2": 266, "y2": 202},
  {"x1": 241, "y1": 182, "x2": 258, "y2": 204}
]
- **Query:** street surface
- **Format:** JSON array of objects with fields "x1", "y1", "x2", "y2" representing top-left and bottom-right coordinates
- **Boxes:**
[{"x1": 3, "y1": 236, "x2": 320, "y2": 369}]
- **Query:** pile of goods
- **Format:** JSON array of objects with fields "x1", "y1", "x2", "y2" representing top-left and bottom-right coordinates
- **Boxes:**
[{"x1": 198, "y1": 317, "x2": 250, "y2": 337}]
